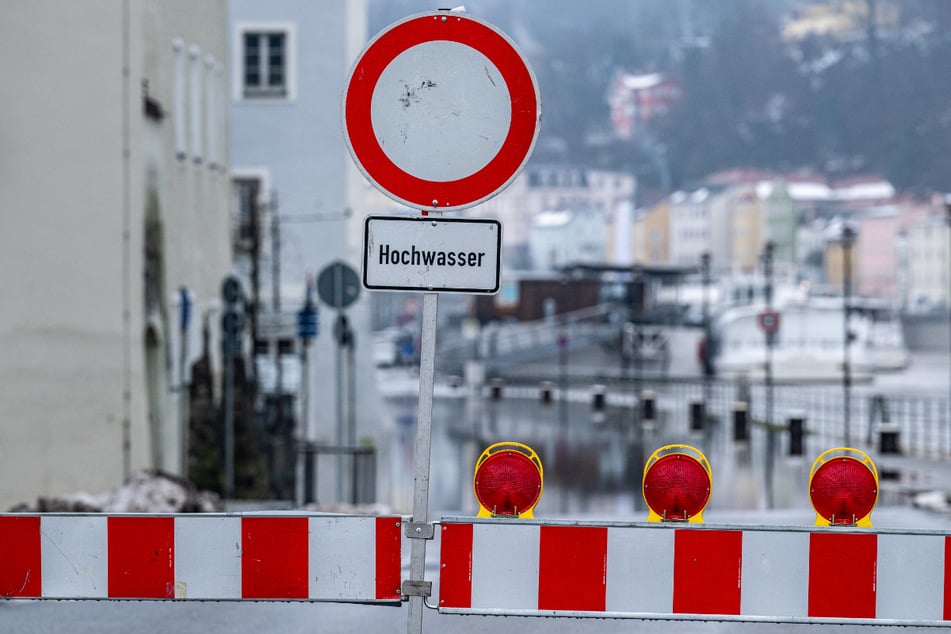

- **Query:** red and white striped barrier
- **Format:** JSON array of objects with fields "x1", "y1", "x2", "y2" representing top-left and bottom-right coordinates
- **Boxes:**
[
  {"x1": 0, "y1": 514, "x2": 401, "y2": 602},
  {"x1": 439, "y1": 519, "x2": 951, "y2": 625}
]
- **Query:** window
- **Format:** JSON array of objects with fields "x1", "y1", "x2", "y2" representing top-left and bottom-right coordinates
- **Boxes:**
[
  {"x1": 235, "y1": 24, "x2": 296, "y2": 101},
  {"x1": 189, "y1": 45, "x2": 202, "y2": 163},
  {"x1": 204, "y1": 55, "x2": 221, "y2": 169},
  {"x1": 232, "y1": 177, "x2": 261, "y2": 247},
  {"x1": 231, "y1": 169, "x2": 270, "y2": 252},
  {"x1": 244, "y1": 32, "x2": 284, "y2": 96},
  {"x1": 172, "y1": 38, "x2": 186, "y2": 159}
]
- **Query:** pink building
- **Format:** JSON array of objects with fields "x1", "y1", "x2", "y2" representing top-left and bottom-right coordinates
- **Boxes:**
[
  {"x1": 856, "y1": 209, "x2": 900, "y2": 297},
  {"x1": 855, "y1": 197, "x2": 933, "y2": 300}
]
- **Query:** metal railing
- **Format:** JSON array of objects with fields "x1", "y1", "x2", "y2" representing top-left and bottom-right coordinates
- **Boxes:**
[
  {"x1": 476, "y1": 373, "x2": 951, "y2": 461},
  {"x1": 299, "y1": 443, "x2": 376, "y2": 505}
]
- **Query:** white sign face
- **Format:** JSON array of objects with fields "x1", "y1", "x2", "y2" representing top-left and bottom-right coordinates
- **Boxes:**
[
  {"x1": 363, "y1": 216, "x2": 501, "y2": 293},
  {"x1": 370, "y1": 40, "x2": 511, "y2": 183}
]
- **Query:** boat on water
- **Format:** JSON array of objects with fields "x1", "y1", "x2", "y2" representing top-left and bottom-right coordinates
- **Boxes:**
[{"x1": 708, "y1": 296, "x2": 908, "y2": 381}]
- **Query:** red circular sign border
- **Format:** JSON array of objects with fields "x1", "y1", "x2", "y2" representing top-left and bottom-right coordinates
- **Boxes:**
[
  {"x1": 757, "y1": 309, "x2": 781, "y2": 335},
  {"x1": 343, "y1": 13, "x2": 540, "y2": 211}
]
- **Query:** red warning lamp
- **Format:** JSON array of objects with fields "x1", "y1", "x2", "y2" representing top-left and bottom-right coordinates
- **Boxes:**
[
  {"x1": 642, "y1": 444, "x2": 711, "y2": 523},
  {"x1": 473, "y1": 441, "x2": 543, "y2": 519},
  {"x1": 809, "y1": 447, "x2": 878, "y2": 527}
]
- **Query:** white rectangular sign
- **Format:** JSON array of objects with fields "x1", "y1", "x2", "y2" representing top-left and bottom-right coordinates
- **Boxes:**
[
  {"x1": 363, "y1": 216, "x2": 502, "y2": 293},
  {"x1": 256, "y1": 311, "x2": 297, "y2": 339}
]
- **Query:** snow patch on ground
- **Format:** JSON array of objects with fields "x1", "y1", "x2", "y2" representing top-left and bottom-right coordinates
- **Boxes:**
[{"x1": 10, "y1": 470, "x2": 223, "y2": 513}]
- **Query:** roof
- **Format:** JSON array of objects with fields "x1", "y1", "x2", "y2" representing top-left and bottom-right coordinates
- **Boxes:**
[{"x1": 557, "y1": 262, "x2": 699, "y2": 279}]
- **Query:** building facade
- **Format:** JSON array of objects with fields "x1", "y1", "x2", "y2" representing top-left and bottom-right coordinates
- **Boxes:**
[
  {"x1": 472, "y1": 165, "x2": 636, "y2": 269},
  {"x1": 904, "y1": 215, "x2": 951, "y2": 311},
  {"x1": 229, "y1": 0, "x2": 378, "y2": 503},
  {"x1": 529, "y1": 209, "x2": 608, "y2": 271},
  {"x1": 668, "y1": 189, "x2": 711, "y2": 267},
  {"x1": 635, "y1": 199, "x2": 671, "y2": 265},
  {"x1": 0, "y1": 0, "x2": 232, "y2": 509}
]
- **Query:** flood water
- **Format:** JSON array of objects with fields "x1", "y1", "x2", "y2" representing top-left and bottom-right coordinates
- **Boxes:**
[{"x1": 378, "y1": 347, "x2": 951, "y2": 521}]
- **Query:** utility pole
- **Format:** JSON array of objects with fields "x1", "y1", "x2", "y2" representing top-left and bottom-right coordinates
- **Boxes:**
[
  {"x1": 221, "y1": 276, "x2": 244, "y2": 499},
  {"x1": 178, "y1": 287, "x2": 191, "y2": 479},
  {"x1": 270, "y1": 191, "x2": 288, "y2": 499},
  {"x1": 296, "y1": 279, "x2": 318, "y2": 505},
  {"x1": 558, "y1": 315, "x2": 568, "y2": 514},
  {"x1": 761, "y1": 241, "x2": 775, "y2": 509},
  {"x1": 946, "y1": 199, "x2": 951, "y2": 432},
  {"x1": 248, "y1": 181, "x2": 262, "y2": 376},
  {"x1": 262, "y1": 203, "x2": 351, "y2": 501},
  {"x1": 841, "y1": 225, "x2": 856, "y2": 446},
  {"x1": 762, "y1": 242, "x2": 775, "y2": 428},
  {"x1": 701, "y1": 252, "x2": 712, "y2": 407}
]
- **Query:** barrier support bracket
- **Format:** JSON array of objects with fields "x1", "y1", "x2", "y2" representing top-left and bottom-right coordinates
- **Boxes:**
[
  {"x1": 401, "y1": 579, "x2": 432, "y2": 598},
  {"x1": 404, "y1": 521, "x2": 435, "y2": 540}
]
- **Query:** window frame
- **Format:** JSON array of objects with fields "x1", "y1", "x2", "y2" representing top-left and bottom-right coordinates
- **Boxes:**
[
  {"x1": 233, "y1": 22, "x2": 297, "y2": 103},
  {"x1": 231, "y1": 167, "x2": 272, "y2": 249},
  {"x1": 172, "y1": 37, "x2": 186, "y2": 159}
]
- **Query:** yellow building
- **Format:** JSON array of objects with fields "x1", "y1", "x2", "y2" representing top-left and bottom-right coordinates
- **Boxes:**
[
  {"x1": 730, "y1": 190, "x2": 763, "y2": 273},
  {"x1": 637, "y1": 199, "x2": 670, "y2": 265}
]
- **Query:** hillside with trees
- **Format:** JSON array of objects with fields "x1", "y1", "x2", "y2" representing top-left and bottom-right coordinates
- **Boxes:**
[{"x1": 370, "y1": 0, "x2": 951, "y2": 201}]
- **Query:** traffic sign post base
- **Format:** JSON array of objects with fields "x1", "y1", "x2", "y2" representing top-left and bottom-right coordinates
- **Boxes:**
[{"x1": 406, "y1": 292, "x2": 438, "y2": 632}]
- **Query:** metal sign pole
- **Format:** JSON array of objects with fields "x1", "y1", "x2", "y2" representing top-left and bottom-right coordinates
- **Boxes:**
[
  {"x1": 335, "y1": 262, "x2": 344, "y2": 503},
  {"x1": 179, "y1": 288, "x2": 189, "y2": 480},
  {"x1": 343, "y1": 13, "x2": 539, "y2": 634},
  {"x1": 406, "y1": 292, "x2": 437, "y2": 634},
  {"x1": 223, "y1": 354, "x2": 234, "y2": 499}
]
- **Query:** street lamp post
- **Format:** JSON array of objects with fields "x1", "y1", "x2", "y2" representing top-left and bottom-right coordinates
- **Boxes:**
[
  {"x1": 761, "y1": 242, "x2": 776, "y2": 509},
  {"x1": 701, "y1": 252, "x2": 712, "y2": 409},
  {"x1": 762, "y1": 242, "x2": 775, "y2": 428},
  {"x1": 558, "y1": 317, "x2": 569, "y2": 514},
  {"x1": 945, "y1": 199, "x2": 951, "y2": 432},
  {"x1": 264, "y1": 200, "x2": 350, "y2": 500},
  {"x1": 841, "y1": 225, "x2": 856, "y2": 446},
  {"x1": 296, "y1": 280, "x2": 318, "y2": 505}
]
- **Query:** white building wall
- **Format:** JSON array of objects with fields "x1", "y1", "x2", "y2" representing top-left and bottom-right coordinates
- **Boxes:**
[
  {"x1": 668, "y1": 190, "x2": 710, "y2": 267},
  {"x1": 0, "y1": 2, "x2": 149, "y2": 508},
  {"x1": 905, "y1": 217, "x2": 951, "y2": 310},
  {"x1": 230, "y1": 0, "x2": 376, "y2": 503},
  {"x1": 706, "y1": 188, "x2": 733, "y2": 273},
  {"x1": 473, "y1": 165, "x2": 635, "y2": 268},
  {"x1": 142, "y1": 0, "x2": 232, "y2": 474},
  {"x1": 0, "y1": 1, "x2": 233, "y2": 509},
  {"x1": 529, "y1": 210, "x2": 607, "y2": 271}
]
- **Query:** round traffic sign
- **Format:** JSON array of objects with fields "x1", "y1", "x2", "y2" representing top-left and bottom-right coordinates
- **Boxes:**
[
  {"x1": 343, "y1": 11, "x2": 541, "y2": 211},
  {"x1": 221, "y1": 275, "x2": 243, "y2": 305},
  {"x1": 757, "y1": 309, "x2": 781, "y2": 335},
  {"x1": 317, "y1": 261, "x2": 361, "y2": 309},
  {"x1": 221, "y1": 309, "x2": 245, "y2": 336}
]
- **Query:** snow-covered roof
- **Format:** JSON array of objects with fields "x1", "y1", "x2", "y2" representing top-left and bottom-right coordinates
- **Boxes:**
[
  {"x1": 690, "y1": 188, "x2": 709, "y2": 203},
  {"x1": 534, "y1": 210, "x2": 574, "y2": 228},
  {"x1": 617, "y1": 72, "x2": 665, "y2": 91},
  {"x1": 787, "y1": 181, "x2": 833, "y2": 201},
  {"x1": 834, "y1": 180, "x2": 895, "y2": 201}
]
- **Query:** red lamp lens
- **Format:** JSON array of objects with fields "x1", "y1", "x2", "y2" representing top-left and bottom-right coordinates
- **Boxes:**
[
  {"x1": 643, "y1": 454, "x2": 711, "y2": 520},
  {"x1": 474, "y1": 451, "x2": 542, "y2": 516},
  {"x1": 810, "y1": 457, "x2": 877, "y2": 524}
]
